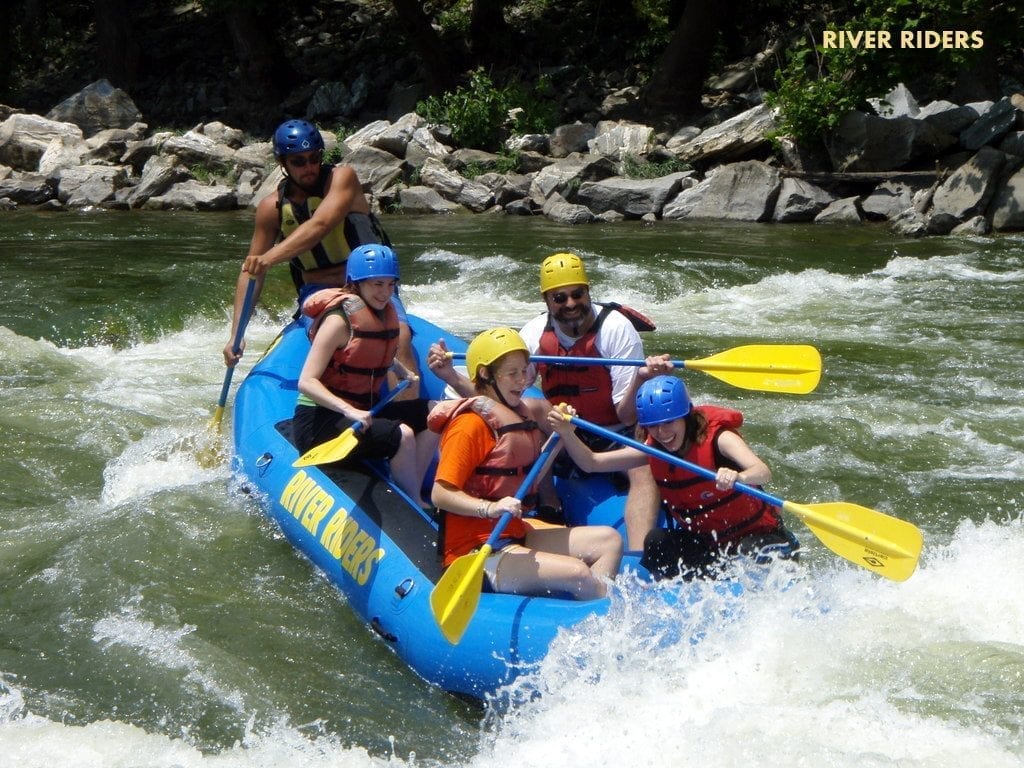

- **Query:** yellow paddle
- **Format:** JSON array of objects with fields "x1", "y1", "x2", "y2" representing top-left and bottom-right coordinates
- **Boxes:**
[
  {"x1": 565, "y1": 415, "x2": 923, "y2": 582},
  {"x1": 292, "y1": 379, "x2": 412, "y2": 467},
  {"x1": 430, "y1": 433, "x2": 562, "y2": 644},
  {"x1": 450, "y1": 344, "x2": 822, "y2": 395}
]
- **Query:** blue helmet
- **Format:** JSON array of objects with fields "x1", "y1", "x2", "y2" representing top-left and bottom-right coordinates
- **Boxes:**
[
  {"x1": 272, "y1": 119, "x2": 324, "y2": 158},
  {"x1": 346, "y1": 244, "x2": 400, "y2": 283},
  {"x1": 636, "y1": 375, "x2": 691, "y2": 427}
]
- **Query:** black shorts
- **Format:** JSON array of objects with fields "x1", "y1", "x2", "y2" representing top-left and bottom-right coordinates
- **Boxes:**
[
  {"x1": 640, "y1": 526, "x2": 800, "y2": 581},
  {"x1": 379, "y1": 397, "x2": 430, "y2": 434},
  {"x1": 292, "y1": 404, "x2": 402, "y2": 462}
]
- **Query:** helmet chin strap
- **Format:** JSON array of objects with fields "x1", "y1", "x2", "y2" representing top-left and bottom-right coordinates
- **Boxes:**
[{"x1": 480, "y1": 372, "x2": 516, "y2": 410}]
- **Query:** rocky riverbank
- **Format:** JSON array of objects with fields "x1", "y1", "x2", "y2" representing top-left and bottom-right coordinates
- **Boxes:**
[{"x1": 2, "y1": 78, "x2": 1024, "y2": 237}]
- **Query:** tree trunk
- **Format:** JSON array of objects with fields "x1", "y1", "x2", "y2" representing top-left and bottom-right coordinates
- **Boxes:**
[
  {"x1": 93, "y1": 0, "x2": 142, "y2": 88},
  {"x1": 642, "y1": 0, "x2": 731, "y2": 119},
  {"x1": 469, "y1": 0, "x2": 511, "y2": 68},
  {"x1": 222, "y1": 6, "x2": 293, "y2": 118},
  {"x1": 390, "y1": 0, "x2": 457, "y2": 94}
]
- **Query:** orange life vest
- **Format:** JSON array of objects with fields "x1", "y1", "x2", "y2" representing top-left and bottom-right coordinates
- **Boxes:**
[
  {"x1": 301, "y1": 288, "x2": 399, "y2": 408},
  {"x1": 429, "y1": 397, "x2": 541, "y2": 565},
  {"x1": 647, "y1": 405, "x2": 783, "y2": 546}
]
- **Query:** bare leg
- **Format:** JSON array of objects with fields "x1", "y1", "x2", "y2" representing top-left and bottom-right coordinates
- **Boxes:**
[
  {"x1": 390, "y1": 424, "x2": 430, "y2": 507},
  {"x1": 490, "y1": 525, "x2": 623, "y2": 599},
  {"x1": 414, "y1": 427, "x2": 440, "y2": 498},
  {"x1": 624, "y1": 464, "x2": 660, "y2": 551}
]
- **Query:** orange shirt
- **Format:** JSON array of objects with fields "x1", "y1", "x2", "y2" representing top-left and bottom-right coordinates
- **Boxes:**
[{"x1": 435, "y1": 411, "x2": 529, "y2": 566}]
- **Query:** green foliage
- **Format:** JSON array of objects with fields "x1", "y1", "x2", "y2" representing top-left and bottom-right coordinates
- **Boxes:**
[
  {"x1": 323, "y1": 126, "x2": 353, "y2": 165},
  {"x1": 766, "y1": 0, "x2": 1018, "y2": 145},
  {"x1": 188, "y1": 162, "x2": 233, "y2": 184},
  {"x1": 461, "y1": 151, "x2": 523, "y2": 180},
  {"x1": 416, "y1": 68, "x2": 557, "y2": 151},
  {"x1": 620, "y1": 154, "x2": 692, "y2": 179}
]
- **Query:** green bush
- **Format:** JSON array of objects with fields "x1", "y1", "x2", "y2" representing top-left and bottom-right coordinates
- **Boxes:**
[
  {"x1": 765, "y1": 0, "x2": 1016, "y2": 146},
  {"x1": 621, "y1": 154, "x2": 691, "y2": 179},
  {"x1": 417, "y1": 68, "x2": 557, "y2": 151}
]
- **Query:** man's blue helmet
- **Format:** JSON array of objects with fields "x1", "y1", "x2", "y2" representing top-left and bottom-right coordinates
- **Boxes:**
[
  {"x1": 346, "y1": 244, "x2": 400, "y2": 283},
  {"x1": 272, "y1": 119, "x2": 324, "y2": 158},
  {"x1": 636, "y1": 375, "x2": 691, "y2": 427}
]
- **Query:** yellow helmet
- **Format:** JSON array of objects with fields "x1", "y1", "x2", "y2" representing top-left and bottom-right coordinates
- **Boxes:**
[
  {"x1": 465, "y1": 327, "x2": 529, "y2": 382},
  {"x1": 539, "y1": 252, "x2": 589, "y2": 294}
]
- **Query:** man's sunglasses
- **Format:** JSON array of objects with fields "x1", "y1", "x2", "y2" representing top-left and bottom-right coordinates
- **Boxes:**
[
  {"x1": 286, "y1": 151, "x2": 322, "y2": 168},
  {"x1": 550, "y1": 288, "x2": 588, "y2": 305}
]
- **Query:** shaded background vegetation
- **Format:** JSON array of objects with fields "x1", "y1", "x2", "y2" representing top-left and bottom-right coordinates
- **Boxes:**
[{"x1": 1, "y1": 0, "x2": 1021, "y2": 150}]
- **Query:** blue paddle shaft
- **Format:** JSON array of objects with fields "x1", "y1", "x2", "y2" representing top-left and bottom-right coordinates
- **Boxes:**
[
  {"x1": 217, "y1": 278, "x2": 258, "y2": 408},
  {"x1": 568, "y1": 416, "x2": 784, "y2": 510},
  {"x1": 487, "y1": 433, "x2": 561, "y2": 544},
  {"x1": 353, "y1": 378, "x2": 412, "y2": 432}
]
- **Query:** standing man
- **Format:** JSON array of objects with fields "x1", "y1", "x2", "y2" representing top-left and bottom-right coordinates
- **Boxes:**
[
  {"x1": 428, "y1": 252, "x2": 670, "y2": 549},
  {"x1": 222, "y1": 119, "x2": 421, "y2": 400}
]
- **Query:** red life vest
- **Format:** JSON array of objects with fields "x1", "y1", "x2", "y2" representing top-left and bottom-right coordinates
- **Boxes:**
[
  {"x1": 536, "y1": 305, "x2": 619, "y2": 425},
  {"x1": 647, "y1": 405, "x2": 783, "y2": 546},
  {"x1": 302, "y1": 288, "x2": 399, "y2": 408},
  {"x1": 429, "y1": 396, "x2": 541, "y2": 565}
]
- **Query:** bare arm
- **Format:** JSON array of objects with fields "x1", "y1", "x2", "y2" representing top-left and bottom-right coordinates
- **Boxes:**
[
  {"x1": 426, "y1": 339, "x2": 476, "y2": 397},
  {"x1": 613, "y1": 353, "x2": 674, "y2": 424},
  {"x1": 545, "y1": 406, "x2": 645, "y2": 473},
  {"x1": 297, "y1": 313, "x2": 371, "y2": 423},
  {"x1": 243, "y1": 165, "x2": 367, "y2": 276},
  {"x1": 223, "y1": 194, "x2": 279, "y2": 365},
  {"x1": 713, "y1": 430, "x2": 772, "y2": 490},
  {"x1": 431, "y1": 479, "x2": 521, "y2": 520}
]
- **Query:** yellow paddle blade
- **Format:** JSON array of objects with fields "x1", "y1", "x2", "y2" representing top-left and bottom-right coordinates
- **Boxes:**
[
  {"x1": 686, "y1": 344, "x2": 822, "y2": 395},
  {"x1": 430, "y1": 545, "x2": 492, "y2": 645},
  {"x1": 292, "y1": 426, "x2": 359, "y2": 467},
  {"x1": 208, "y1": 404, "x2": 227, "y2": 432},
  {"x1": 782, "y1": 500, "x2": 923, "y2": 582}
]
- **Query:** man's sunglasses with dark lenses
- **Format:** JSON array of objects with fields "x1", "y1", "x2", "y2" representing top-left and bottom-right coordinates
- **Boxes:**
[
  {"x1": 287, "y1": 152, "x2": 322, "y2": 168},
  {"x1": 550, "y1": 288, "x2": 588, "y2": 305}
]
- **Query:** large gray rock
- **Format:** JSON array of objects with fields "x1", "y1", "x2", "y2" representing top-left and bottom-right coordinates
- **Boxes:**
[
  {"x1": 548, "y1": 122, "x2": 596, "y2": 158},
  {"x1": 575, "y1": 172, "x2": 694, "y2": 218},
  {"x1": 0, "y1": 172, "x2": 56, "y2": 204},
  {"x1": 772, "y1": 178, "x2": 837, "y2": 222},
  {"x1": 125, "y1": 155, "x2": 190, "y2": 208},
  {"x1": 960, "y1": 97, "x2": 1019, "y2": 151},
  {"x1": 827, "y1": 111, "x2": 955, "y2": 172},
  {"x1": 663, "y1": 161, "x2": 780, "y2": 222},
  {"x1": 670, "y1": 104, "x2": 776, "y2": 164},
  {"x1": 917, "y1": 100, "x2": 983, "y2": 135},
  {"x1": 988, "y1": 164, "x2": 1024, "y2": 231},
  {"x1": 141, "y1": 179, "x2": 236, "y2": 211},
  {"x1": 418, "y1": 157, "x2": 494, "y2": 212},
  {"x1": 542, "y1": 193, "x2": 595, "y2": 224},
  {"x1": 0, "y1": 114, "x2": 83, "y2": 170},
  {"x1": 398, "y1": 185, "x2": 462, "y2": 214},
  {"x1": 861, "y1": 181, "x2": 917, "y2": 220},
  {"x1": 588, "y1": 121, "x2": 655, "y2": 160},
  {"x1": 56, "y1": 165, "x2": 127, "y2": 206},
  {"x1": 161, "y1": 131, "x2": 238, "y2": 168},
  {"x1": 930, "y1": 146, "x2": 1006, "y2": 225},
  {"x1": 343, "y1": 144, "x2": 405, "y2": 194},
  {"x1": 46, "y1": 79, "x2": 142, "y2": 137},
  {"x1": 814, "y1": 196, "x2": 863, "y2": 224}
]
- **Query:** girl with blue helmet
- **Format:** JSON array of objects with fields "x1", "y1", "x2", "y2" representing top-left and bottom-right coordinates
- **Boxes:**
[
  {"x1": 293, "y1": 245, "x2": 436, "y2": 510},
  {"x1": 548, "y1": 372, "x2": 798, "y2": 580}
]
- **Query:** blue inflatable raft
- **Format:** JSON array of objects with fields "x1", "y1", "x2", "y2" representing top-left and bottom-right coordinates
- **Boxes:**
[{"x1": 231, "y1": 313, "x2": 732, "y2": 699}]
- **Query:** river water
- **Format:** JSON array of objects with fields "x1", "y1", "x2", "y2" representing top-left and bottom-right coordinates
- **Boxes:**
[{"x1": 1, "y1": 210, "x2": 1022, "y2": 767}]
